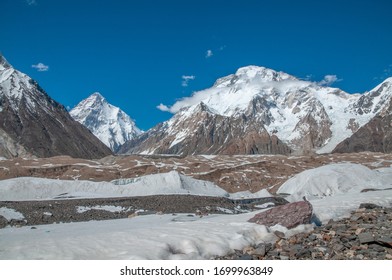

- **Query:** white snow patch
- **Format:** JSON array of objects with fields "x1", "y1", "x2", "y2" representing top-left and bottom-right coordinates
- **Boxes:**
[
  {"x1": 200, "y1": 155, "x2": 217, "y2": 160},
  {"x1": 0, "y1": 210, "x2": 313, "y2": 259},
  {"x1": 312, "y1": 190, "x2": 392, "y2": 223},
  {"x1": 254, "y1": 202, "x2": 275, "y2": 209},
  {"x1": 0, "y1": 171, "x2": 229, "y2": 201},
  {"x1": 230, "y1": 189, "x2": 273, "y2": 199},
  {"x1": 0, "y1": 207, "x2": 25, "y2": 221},
  {"x1": 277, "y1": 163, "x2": 392, "y2": 202},
  {"x1": 76, "y1": 205, "x2": 127, "y2": 214}
]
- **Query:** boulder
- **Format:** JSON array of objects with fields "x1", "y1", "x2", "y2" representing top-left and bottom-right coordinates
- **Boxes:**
[{"x1": 248, "y1": 201, "x2": 313, "y2": 229}]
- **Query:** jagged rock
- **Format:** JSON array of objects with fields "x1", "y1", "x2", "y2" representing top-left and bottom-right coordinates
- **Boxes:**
[
  {"x1": 358, "y1": 232, "x2": 375, "y2": 244},
  {"x1": 248, "y1": 201, "x2": 313, "y2": 229}
]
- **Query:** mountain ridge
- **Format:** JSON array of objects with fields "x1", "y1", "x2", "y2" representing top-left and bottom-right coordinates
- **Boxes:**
[
  {"x1": 0, "y1": 54, "x2": 112, "y2": 159},
  {"x1": 120, "y1": 65, "x2": 392, "y2": 156}
]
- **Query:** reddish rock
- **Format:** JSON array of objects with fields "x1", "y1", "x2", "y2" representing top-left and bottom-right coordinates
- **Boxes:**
[{"x1": 248, "y1": 201, "x2": 313, "y2": 229}]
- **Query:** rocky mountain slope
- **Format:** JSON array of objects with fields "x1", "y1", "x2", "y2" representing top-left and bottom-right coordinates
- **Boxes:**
[
  {"x1": 120, "y1": 66, "x2": 392, "y2": 156},
  {"x1": 333, "y1": 79, "x2": 392, "y2": 153},
  {"x1": 121, "y1": 102, "x2": 292, "y2": 155},
  {"x1": 70, "y1": 92, "x2": 142, "y2": 152},
  {"x1": 0, "y1": 55, "x2": 112, "y2": 159}
]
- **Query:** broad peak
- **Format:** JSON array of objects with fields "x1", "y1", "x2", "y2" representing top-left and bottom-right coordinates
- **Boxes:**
[{"x1": 234, "y1": 65, "x2": 297, "y2": 82}]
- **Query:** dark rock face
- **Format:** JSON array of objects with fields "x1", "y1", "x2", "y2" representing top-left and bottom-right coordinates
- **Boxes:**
[
  {"x1": 120, "y1": 103, "x2": 292, "y2": 156},
  {"x1": 0, "y1": 55, "x2": 112, "y2": 159},
  {"x1": 333, "y1": 99, "x2": 392, "y2": 153},
  {"x1": 248, "y1": 201, "x2": 313, "y2": 229}
]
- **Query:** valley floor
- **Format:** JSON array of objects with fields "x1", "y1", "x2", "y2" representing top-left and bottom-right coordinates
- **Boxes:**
[{"x1": 0, "y1": 153, "x2": 392, "y2": 260}]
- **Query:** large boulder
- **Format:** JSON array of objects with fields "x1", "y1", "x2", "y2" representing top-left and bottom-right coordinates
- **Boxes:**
[{"x1": 248, "y1": 201, "x2": 313, "y2": 229}]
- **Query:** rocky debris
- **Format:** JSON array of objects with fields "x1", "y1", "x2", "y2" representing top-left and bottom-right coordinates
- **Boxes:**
[
  {"x1": 0, "y1": 196, "x2": 287, "y2": 228},
  {"x1": 0, "y1": 216, "x2": 8, "y2": 228},
  {"x1": 248, "y1": 201, "x2": 313, "y2": 229},
  {"x1": 217, "y1": 206, "x2": 392, "y2": 260}
]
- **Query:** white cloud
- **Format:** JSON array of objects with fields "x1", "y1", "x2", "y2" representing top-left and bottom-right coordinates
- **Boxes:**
[
  {"x1": 26, "y1": 0, "x2": 37, "y2": 6},
  {"x1": 317, "y1": 75, "x2": 342, "y2": 86},
  {"x1": 156, "y1": 88, "x2": 213, "y2": 114},
  {"x1": 32, "y1": 62, "x2": 49, "y2": 72},
  {"x1": 156, "y1": 103, "x2": 170, "y2": 112},
  {"x1": 206, "y1": 49, "x2": 213, "y2": 58},
  {"x1": 181, "y1": 75, "x2": 195, "y2": 87}
]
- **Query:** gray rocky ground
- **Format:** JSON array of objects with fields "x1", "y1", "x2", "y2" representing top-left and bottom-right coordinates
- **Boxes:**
[
  {"x1": 216, "y1": 204, "x2": 392, "y2": 260},
  {"x1": 0, "y1": 195, "x2": 287, "y2": 228}
]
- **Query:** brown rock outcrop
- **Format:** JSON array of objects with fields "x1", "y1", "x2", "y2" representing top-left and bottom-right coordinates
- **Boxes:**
[{"x1": 248, "y1": 201, "x2": 313, "y2": 229}]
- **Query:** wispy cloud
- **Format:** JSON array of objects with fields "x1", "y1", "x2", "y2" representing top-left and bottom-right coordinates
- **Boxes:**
[
  {"x1": 303, "y1": 74, "x2": 313, "y2": 81},
  {"x1": 373, "y1": 64, "x2": 392, "y2": 81},
  {"x1": 26, "y1": 0, "x2": 37, "y2": 6},
  {"x1": 205, "y1": 49, "x2": 213, "y2": 58},
  {"x1": 181, "y1": 75, "x2": 195, "y2": 87},
  {"x1": 156, "y1": 103, "x2": 170, "y2": 112},
  {"x1": 156, "y1": 88, "x2": 213, "y2": 114},
  {"x1": 205, "y1": 45, "x2": 226, "y2": 59},
  {"x1": 32, "y1": 62, "x2": 49, "y2": 72},
  {"x1": 317, "y1": 74, "x2": 342, "y2": 86}
]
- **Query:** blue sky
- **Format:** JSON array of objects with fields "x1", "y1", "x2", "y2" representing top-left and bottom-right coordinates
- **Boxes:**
[{"x1": 1, "y1": 0, "x2": 392, "y2": 130}]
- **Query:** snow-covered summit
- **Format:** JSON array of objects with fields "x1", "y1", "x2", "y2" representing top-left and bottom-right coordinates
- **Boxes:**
[
  {"x1": 214, "y1": 66, "x2": 297, "y2": 88},
  {"x1": 70, "y1": 92, "x2": 142, "y2": 152},
  {"x1": 235, "y1": 65, "x2": 297, "y2": 81}
]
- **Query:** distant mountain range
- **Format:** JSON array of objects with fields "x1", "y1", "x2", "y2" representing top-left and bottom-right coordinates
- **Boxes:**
[
  {"x1": 1, "y1": 54, "x2": 392, "y2": 159},
  {"x1": 70, "y1": 92, "x2": 142, "y2": 152},
  {"x1": 120, "y1": 66, "x2": 392, "y2": 155},
  {"x1": 0, "y1": 55, "x2": 112, "y2": 159}
]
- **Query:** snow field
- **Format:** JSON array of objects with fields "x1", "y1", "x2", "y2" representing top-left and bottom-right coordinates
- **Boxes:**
[
  {"x1": 0, "y1": 171, "x2": 229, "y2": 201},
  {"x1": 0, "y1": 209, "x2": 313, "y2": 260},
  {"x1": 0, "y1": 163, "x2": 392, "y2": 259},
  {"x1": 278, "y1": 163, "x2": 392, "y2": 202}
]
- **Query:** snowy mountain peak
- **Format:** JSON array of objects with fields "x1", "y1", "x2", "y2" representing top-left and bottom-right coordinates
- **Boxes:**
[
  {"x1": 0, "y1": 54, "x2": 12, "y2": 70},
  {"x1": 214, "y1": 65, "x2": 296, "y2": 89},
  {"x1": 235, "y1": 65, "x2": 297, "y2": 82},
  {"x1": 90, "y1": 92, "x2": 105, "y2": 101},
  {"x1": 124, "y1": 65, "x2": 392, "y2": 156},
  {"x1": 78, "y1": 92, "x2": 106, "y2": 108},
  {"x1": 70, "y1": 93, "x2": 142, "y2": 152}
]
